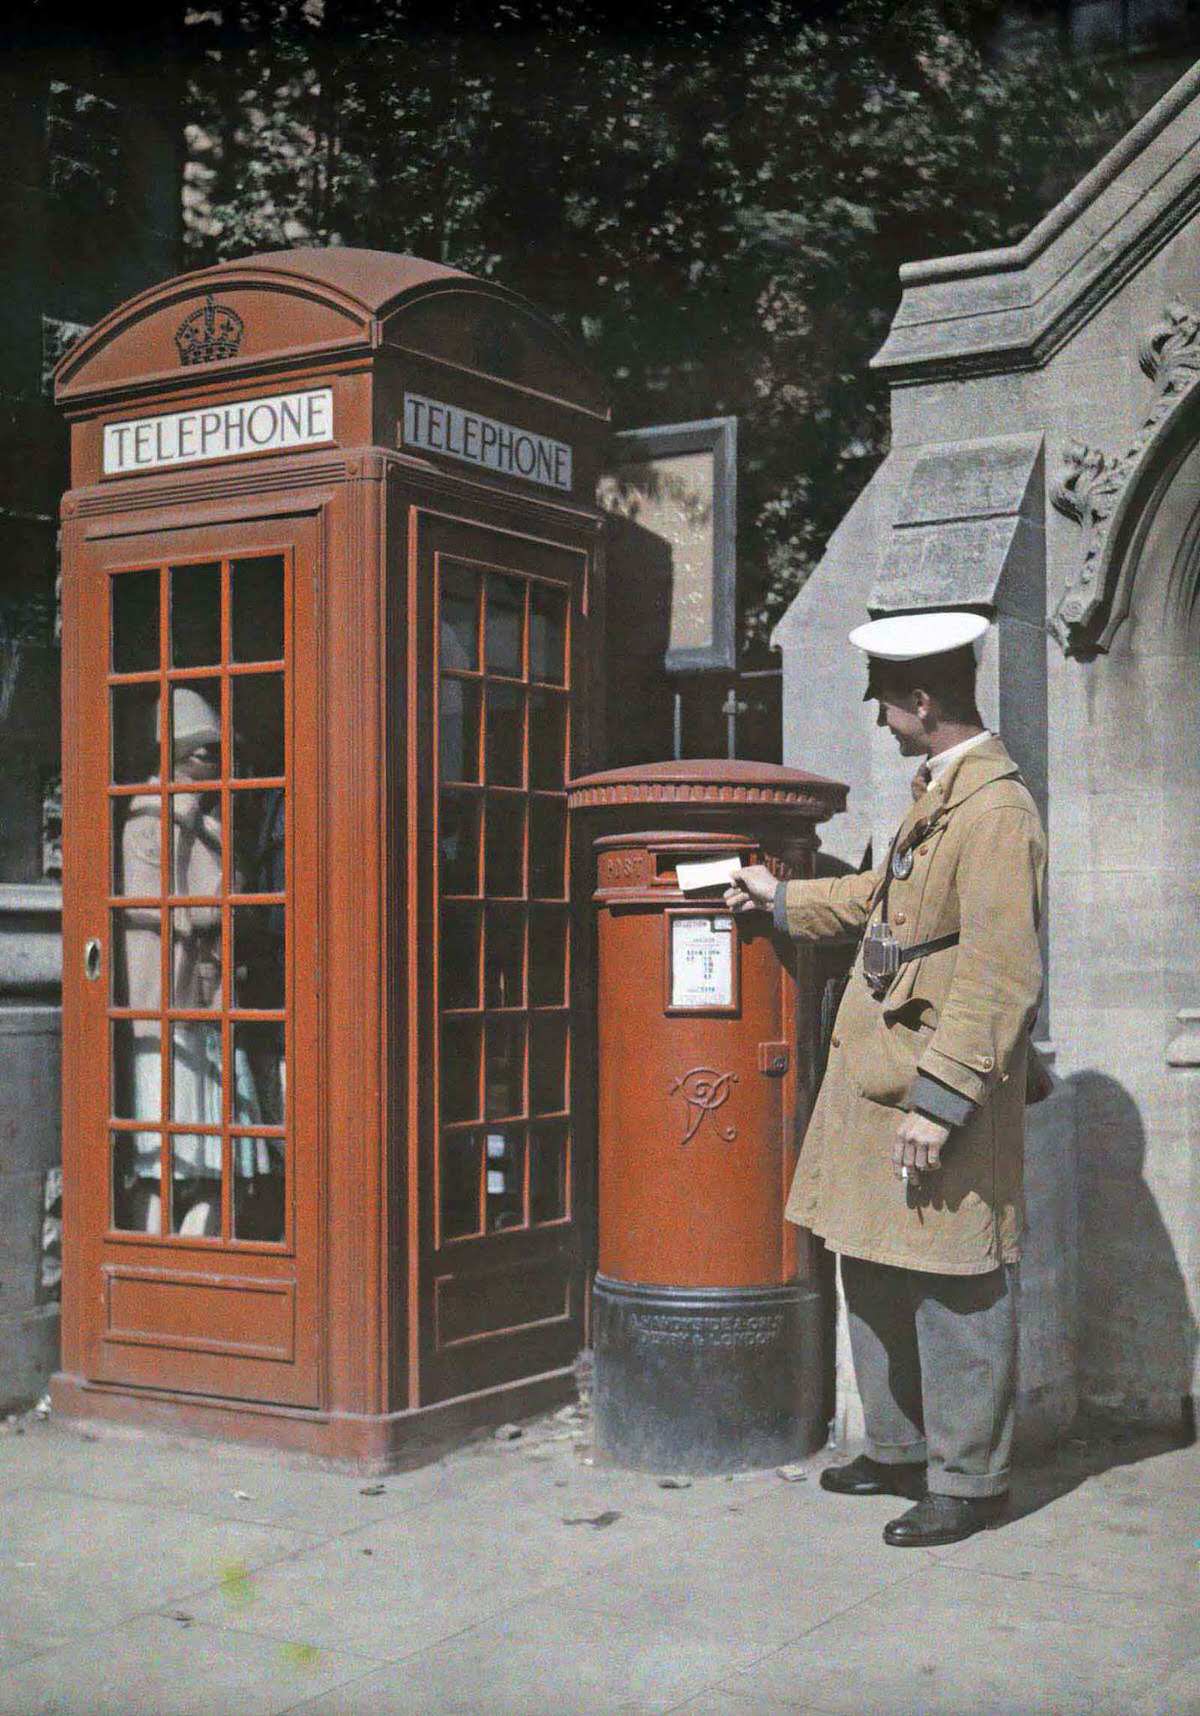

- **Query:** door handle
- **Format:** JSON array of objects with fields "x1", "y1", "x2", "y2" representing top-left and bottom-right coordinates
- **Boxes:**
[{"x1": 83, "y1": 938, "x2": 102, "y2": 982}]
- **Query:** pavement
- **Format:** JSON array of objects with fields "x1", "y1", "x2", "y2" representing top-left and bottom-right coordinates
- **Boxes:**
[{"x1": 0, "y1": 1403, "x2": 1196, "y2": 1716}]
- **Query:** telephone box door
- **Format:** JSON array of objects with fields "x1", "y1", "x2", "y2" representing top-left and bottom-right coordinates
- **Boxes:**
[
  {"x1": 66, "y1": 514, "x2": 321, "y2": 1408},
  {"x1": 408, "y1": 509, "x2": 595, "y2": 1405}
]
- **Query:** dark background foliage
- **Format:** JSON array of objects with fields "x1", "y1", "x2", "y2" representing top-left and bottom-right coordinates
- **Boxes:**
[{"x1": 182, "y1": 0, "x2": 1136, "y2": 650}]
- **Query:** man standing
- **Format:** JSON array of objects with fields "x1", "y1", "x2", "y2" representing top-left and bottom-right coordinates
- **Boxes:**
[{"x1": 726, "y1": 611, "x2": 1046, "y2": 1547}]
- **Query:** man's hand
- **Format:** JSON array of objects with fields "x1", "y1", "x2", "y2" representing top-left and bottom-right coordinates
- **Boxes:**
[
  {"x1": 892, "y1": 1111, "x2": 951, "y2": 1179},
  {"x1": 724, "y1": 864, "x2": 778, "y2": 916}
]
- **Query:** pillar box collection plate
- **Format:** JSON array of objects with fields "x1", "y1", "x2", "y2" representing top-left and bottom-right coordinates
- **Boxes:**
[
  {"x1": 568, "y1": 759, "x2": 847, "y2": 1473},
  {"x1": 53, "y1": 248, "x2": 611, "y2": 1466}
]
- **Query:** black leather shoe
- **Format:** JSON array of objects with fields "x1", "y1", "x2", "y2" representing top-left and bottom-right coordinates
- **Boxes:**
[
  {"x1": 883, "y1": 1491, "x2": 1008, "y2": 1547},
  {"x1": 819, "y1": 1454, "x2": 927, "y2": 1499}
]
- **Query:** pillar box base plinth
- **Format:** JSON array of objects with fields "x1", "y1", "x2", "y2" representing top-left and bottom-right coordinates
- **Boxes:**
[{"x1": 592, "y1": 1273, "x2": 824, "y2": 1474}]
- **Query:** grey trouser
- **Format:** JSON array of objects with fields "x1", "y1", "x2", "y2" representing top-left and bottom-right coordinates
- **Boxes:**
[{"x1": 840, "y1": 1254, "x2": 1018, "y2": 1499}]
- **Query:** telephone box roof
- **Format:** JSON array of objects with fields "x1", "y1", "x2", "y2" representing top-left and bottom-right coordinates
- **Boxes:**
[{"x1": 55, "y1": 246, "x2": 607, "y2": 417}]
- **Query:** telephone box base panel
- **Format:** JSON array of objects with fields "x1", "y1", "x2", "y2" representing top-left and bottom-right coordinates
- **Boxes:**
[
  {"x1": 48, "y1": 1367, "x2": 575, "y2": 1474},
  {"x1": 591, "y1": 1274, "x2": 825, "y2": 1475}
]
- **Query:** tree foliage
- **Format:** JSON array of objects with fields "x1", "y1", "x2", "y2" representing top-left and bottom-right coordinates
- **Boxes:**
[{"x1": 185, "y1": 0, "x2": 1135, "y2": 646}]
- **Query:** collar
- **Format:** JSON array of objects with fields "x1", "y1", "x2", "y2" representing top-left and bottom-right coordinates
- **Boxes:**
[
  {"x1": 927, "y1": 730, "x2": 992, "y2": 779},
  {"x1": 923, "y1": 734, "x2": 1022, "y2": 811}
]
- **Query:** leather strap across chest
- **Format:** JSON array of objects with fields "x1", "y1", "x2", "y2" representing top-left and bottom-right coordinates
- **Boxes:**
[{"x1": 874, "y1": 810, "x2": 960, "y2": 965}]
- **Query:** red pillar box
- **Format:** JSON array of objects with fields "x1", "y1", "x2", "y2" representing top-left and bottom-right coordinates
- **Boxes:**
[{"x1": 567, "y1": 759, "x2": 847, "y2": 1473}]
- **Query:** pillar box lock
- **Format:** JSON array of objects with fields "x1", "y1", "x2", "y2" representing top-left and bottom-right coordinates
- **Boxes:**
[{"x1": 567, "y1": 759, "x2": 847, "y2": 1473}]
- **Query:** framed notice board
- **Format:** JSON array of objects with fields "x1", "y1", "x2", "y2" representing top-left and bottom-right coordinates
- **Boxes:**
[
  {"x1": 598, "y1": 417, "x2": 737, "y2": 674},
  {"x1": 664, "y1": 908, "x2": 740, "y2": 1016}
]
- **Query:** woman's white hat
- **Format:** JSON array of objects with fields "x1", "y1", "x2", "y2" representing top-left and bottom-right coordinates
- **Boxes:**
[
  {"x1": 170, "y1": 687, "x2": 221, "y2": 755},
  {"x1": 848, "y1": 610, "x2": 989, "y2": 660}
]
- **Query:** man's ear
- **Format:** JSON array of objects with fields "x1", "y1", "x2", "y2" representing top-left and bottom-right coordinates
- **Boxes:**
[{"x1": 912, "y1": 688, "x2": 935, "y2": 722}]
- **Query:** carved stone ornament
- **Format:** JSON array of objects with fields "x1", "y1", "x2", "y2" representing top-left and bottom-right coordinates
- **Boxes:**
[
  {"x1": 175, "y1": 294, "x2": 245, "y2": 366},
  {"x1": 1051, "y1": 300, "x2": 1200, "y2": 651},
  {"x1": 668, "y1": 1067, "x2": 739, "y2": 1147}
]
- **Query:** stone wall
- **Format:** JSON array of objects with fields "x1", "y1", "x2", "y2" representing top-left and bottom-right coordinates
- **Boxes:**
[{"x1": 775, "y1": 63, "x2": 1200, "y2": 1439}]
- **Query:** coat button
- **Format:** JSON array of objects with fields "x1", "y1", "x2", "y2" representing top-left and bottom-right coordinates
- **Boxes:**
[
  {"x1": 919, "y1": 845, "x2": 929, "y2": 856},
  {"x1": 831, "y1": 1034, "x2": 841, "y2": 1049},
  {"x1": 893, "y1": 910, "x2": 907, "y2": 925},
  {"x1": 980, "y1": 1055, "x2": 994, "y2": 1071}
]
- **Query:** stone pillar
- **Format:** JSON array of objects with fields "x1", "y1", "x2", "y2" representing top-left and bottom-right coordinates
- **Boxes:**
[{"x1": 0, "y1": 884, "x2": 62, "y2": 1413}]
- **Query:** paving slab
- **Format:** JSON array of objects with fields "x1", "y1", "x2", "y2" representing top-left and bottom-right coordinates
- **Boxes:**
[
  {"x1": 704, "y1": 1560, "x2": 1200, "y2": 1716},
  {"x1": 936, "y1": 1453, "x2": 1200, "y2": 1606},
  {"x1": 663, "y1": 1687, "x2": 834, "y2": 1716},
  {"x1": 0, "y1": 1488, "x2": 317, "y2": 1669},
  {"x1": 1130, "y1": 1651, "x2": 1200, "y2": 1716},
  {"x1": 0, "y1": 1420, "x2": 479, "y2": 1536},
  {"x1": 0, "y1": 1613, "x2": 374, "y2": 1716},
  {"x1": 278, "y1": 1587, "x2": 782, "y2": 1716}
]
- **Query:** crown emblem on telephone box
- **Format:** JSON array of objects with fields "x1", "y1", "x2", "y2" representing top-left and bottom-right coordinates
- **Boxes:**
[{"x1": 175, "y1": 294, "x2": 245, "y2": 365}]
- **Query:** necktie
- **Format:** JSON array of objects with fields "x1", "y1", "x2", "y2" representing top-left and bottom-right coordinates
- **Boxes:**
[{"x1": 911, "y1": 762, "x2": 932, "y2": 801}]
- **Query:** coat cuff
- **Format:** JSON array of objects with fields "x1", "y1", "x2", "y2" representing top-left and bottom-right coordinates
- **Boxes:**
[
  {"x1": 915, "y1": 1042, "x2": 992, "y2": 1106},
  {"x1": 907, "y1": 1073, "x2": 977, "y2": 1129}
]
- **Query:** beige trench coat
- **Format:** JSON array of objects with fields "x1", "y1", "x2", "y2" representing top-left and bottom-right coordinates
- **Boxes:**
[{"x1": 780, "y1": 737, "x2": 1047, "y2": 1274}]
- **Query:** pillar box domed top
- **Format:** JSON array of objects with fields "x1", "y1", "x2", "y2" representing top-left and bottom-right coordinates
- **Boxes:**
[{"x1": 568, "y1": 758, "x2": 847, "y2": 828}]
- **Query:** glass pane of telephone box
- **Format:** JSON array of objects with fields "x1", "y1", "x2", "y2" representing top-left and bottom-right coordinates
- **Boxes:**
[
  {"x1": 485, "y1": 1128, "x2": 525, "y2": 1233},
  {"x1": 440, "y1": 678, "x2": 481, "y2": 783},
  {"x1": 485, "y1": 797, "x2": 525, "y2": 898},
  {"x1": 171, "y1": 908, "x2": 223, "y2": 1010},
  {"x1": 530, "y1": 1123, "x2": 568, "y2": 1224},
  {"x1": 530, "y1": 585, "x2": 566, "y2": 685},
  {"x1": 231, "y1": 905, "x2": 285, "y2": 1010},
  {"x1": 529, "y1": 907, "x2": 567, "y2": 1005},
  {"x1": 112, "y1": 795, "x2": 162, "y2": 895},
  {"x1": 485, "y1": 905, "x2": 525, "y2": 1008},
  {"x1": 529, "y1": 691, "x2": 566, "y2": 789},
  {"x1": 111, "y1": 907, "x2": 162, "y2": 1009},
  {"x1": 112, "y1": 1132, "x2": 161, "y2": 1233},
  {"x1": 231, "y1": 788, "x2": 285, "y2": 894},
  {"x1": 486, "y1": 1016, "x2": 526, "y2": 1119},
  {"x1": 111, "y1": 569, "x2": 160, "y2": 674},
  {"x1": 171, "y1": 1022, "x2": 223, "y2": 1125},
  {"x1": 485, "y1": 575, "x2": 525, "y2": 677},
  {"x1": 441, "y1": 1132, "x2": 482, "y2": 1240},
  {"x1": 233, "y1": 1136, "x2": 285, "y2": 1241},
  {"x1": 439, "y1": 792, "x2": 480, "y2": 895},
  {"x1": 170, "y1": 563, "x2": 222, "y2": 668},
  {"x1": 440, "y1": 565, "x2": 479, "y2": 671},
  {"x1": 530, "y1": 1013, "x2": 568, "y2": 1115},
  {"x1": 170, "y1": 792, "x2": 223, "y2": 896},
  {"x1": 233, "y1": 1020, "x2": 285, "y2": 1126},
  {"x1": 485, "y1": 682, "x2": 525, "y2": 787},
  {"x1": 231, "y1": 556, "x2": 284, "y2": 663},
  {"x1": 170, "y1": 681, "x2": 222, "y2": 782},
  {"x1": 169, "y1": 1135, "x2": 222, "y2": 1235},
  {"x1": 111, "y1": 1019, "x2": 161, "y2": 1121},
  {"x1": 440, "y1": 902, "x2": 481, "y2": 1011},
  {"x1": 442, "y1": 1016, "x2": 482, "y2": 1124},
  {"x1": 232, "y1": 675, "x2": 284, "y2": 778},
  {"x1": 529, "y1": 800, "x2": 565, "y2": 898},
  {"x1": 111, "y1": 683, "x2": 161, "y2": 785}
]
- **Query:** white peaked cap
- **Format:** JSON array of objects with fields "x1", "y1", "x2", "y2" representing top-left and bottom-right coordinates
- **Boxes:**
[
  {"x1": 170, "y1": 686, "x2": 221, "y2": 754},
  {"x1": 848, "y1": 610, "x2": 989, "y2": 660}
]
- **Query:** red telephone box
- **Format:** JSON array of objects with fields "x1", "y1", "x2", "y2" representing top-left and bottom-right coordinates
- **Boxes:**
[{"x1": 53, "y1": 248, "x2": 609, "y2": 1465}]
